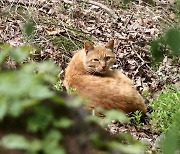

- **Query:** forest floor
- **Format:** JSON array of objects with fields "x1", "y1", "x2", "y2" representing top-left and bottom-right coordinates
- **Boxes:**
[{"x1": 0, "y1": 0, "x2": 180, "y2": 153}]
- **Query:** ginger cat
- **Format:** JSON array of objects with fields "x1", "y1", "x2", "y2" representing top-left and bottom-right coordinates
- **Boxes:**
[{"x1": 64, "y1": 40, "x2": 147, "y2": 114}]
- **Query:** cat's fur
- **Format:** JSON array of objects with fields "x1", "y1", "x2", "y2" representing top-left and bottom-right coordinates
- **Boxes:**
[{"x1": 64, "y1": 40, "x2": 147, "y2": 114}]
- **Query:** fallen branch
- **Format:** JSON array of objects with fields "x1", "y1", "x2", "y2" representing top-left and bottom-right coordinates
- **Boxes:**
[
  {"x1": 63, "y1": 0, "x2": 118, "y2": 20},
  {"x1": 87, "y1": 0, "x2": 118, "y2": 20}
]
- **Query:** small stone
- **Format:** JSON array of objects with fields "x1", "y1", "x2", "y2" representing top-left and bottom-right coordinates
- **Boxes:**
[
  {"x1": 154, "y1": 134, "x2": 165, "y2": 148},
  {"x1": 140, "y1": 138, "x2": 152, "y2": 146}
]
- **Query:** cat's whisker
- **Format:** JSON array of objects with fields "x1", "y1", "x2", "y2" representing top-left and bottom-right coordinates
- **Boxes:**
[
  {"x1": 90, "y1": 70, "x2": 97, "y2": 75},
  {"x1": 86, "y1": 68, "x2": 96, "y2": 75},
  {"x1": 87, "y1": 70, "x2": 96, "y2": 75}
]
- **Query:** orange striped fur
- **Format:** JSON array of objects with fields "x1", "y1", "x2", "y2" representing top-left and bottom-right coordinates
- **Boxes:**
[{"x1": 64, "y1": 40, "x2": 147, "y2": 114}]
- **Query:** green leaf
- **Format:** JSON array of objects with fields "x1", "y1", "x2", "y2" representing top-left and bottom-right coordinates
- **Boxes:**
[
  {"x1": 54, "y1": 117, "x2": 72, "y2": 128},
  {"x1": 36, "y1": 61, "x2": 59, "y2": 83},
  {"x1": 37, "y1": 61, "x2": 59, "y2": 75},
  {"x1": 45, "y1": 145, "x2": 66, "y2": 154},
  {"x1": 162, "y1": 128, "x2": 179, "y2": 154},
  {"x1": 0, "y1": 43, "x2": 12, "y2": 52},
  {"x1": 151, "y1": 38, "x2": 164, "y2": 62},
  {"x1": 162, "y1": 111, "x2": 180, "y2": 153},
  {"x1": 10, "y1": 46, "x2": 31, "y2": 62},
  {"x1": 21, "y1": 62, "x2": 36, "y2": 73},
  {"x1": 44, "y1": 129, "x2": 62, "y2": 142},
  {"x1": 107, "y1": 141, "x2": 144, "y2": 154},
  {"x1": 0, "y1": 51, "x2": 8, "y2": 64},
  {"x1": 29, "y1": 139, "x2": 42, "y2": 152},
  {"x1": 54, "y1": 81, "x2": 63, "y2": 91},
  {"x1": 27, "y1": 106, "x2": 54, "y2": 132},
  {"x1": 43, "y1": 130, "x2": 65, "y2": 154},
  {"x1": 89, "y1": 133, "x2": 104, "y2": 147},
  {"x1": 166, "y1": 28, "x2": 180, "y2": 56},
  {"x1": 29, "y1": 85, "x2": 54, "y2": 99},
  {"x1": 102, "y1": 109, "x2": 128, "y2": 125},
  {"x1": 8, "y1": 99, "x2": 23, "y2": 117},
  {"x1": 85, "y1": 115, "x2": 100, "y2": 124},
  {"x1": 1, "y1": 134, "x2": 29, "y2": 150},
  {"x1": 105, "y1": 110, "x2": 128, "y2": 121},
  {"x1": 0, "y1": 44, "x2": 32, "y2": 63},
  {"x1": 0, "y1": 43, "x2": 12, "y2": 64},
  {"x1": 0, "y1": 101, "x2": 8, "y2": 120},
  {"x1": 151, "y1": 28, "x2": 180, "y2": 63}
]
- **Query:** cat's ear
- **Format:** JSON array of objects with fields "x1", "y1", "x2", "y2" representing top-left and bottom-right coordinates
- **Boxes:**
[
  {"x1": 105, "y1": 40, "x2": 114, "y2": 50},
  {"x1": 84, "y1": 41, "x2": 94, "y2": 54}
]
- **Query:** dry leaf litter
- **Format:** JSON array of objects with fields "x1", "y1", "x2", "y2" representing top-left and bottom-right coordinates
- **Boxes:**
[{"x1": 0, "y1": 0, "x2": 180, "y2": 150}]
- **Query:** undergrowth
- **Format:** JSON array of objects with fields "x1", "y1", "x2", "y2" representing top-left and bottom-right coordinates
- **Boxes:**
[
  {"x1": 0, "y1": 42, "x2": 145, "y2": 154},
  {"x1": 150, "y1": 85, "x2": 180, "y2": 132}
]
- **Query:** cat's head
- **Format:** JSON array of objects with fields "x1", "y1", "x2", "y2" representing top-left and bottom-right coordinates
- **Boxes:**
[{"x1": 83, "y1": 40, "x2": 115, "y2": 74}]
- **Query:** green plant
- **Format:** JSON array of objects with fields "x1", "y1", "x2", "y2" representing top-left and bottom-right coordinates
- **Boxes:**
[
  {"x1": 150, "y1": 85, "x2": 180, "y2": 132},
  {"x1": 0, "y1": 18, "x2": 146, "y2": 153},
  {"x1": 150, "y1": 17, "x2": 180, "y2": 153},
  {"x1": 143, "y1": 90, "x2": 152, "y2": 101},
  {"x1": 54, "y1": 80, "x2": 63, "y2": 91},
  {"x1": 86, "y1": 108, "x2": 145, "y2": 154},
  {"x1": 161, "y1": 110, "x2": 180, "y2": 154},
  {"x1": 131, "y1": 111, "x2": 143, "y2": 127},
  {"x1": 86, "y1": 107, "x2": 129, "y2": 126},
  {"x1": 151, "y1": 28, "x2": 180, "y2": 63},
  {"x1": 0, "y1": 43, "x2": 69, "y2": 154},
  {"x1": 150, "y1": 85, "x2": 180, "y2": 154},
  {"x1": 0, "y1": 43, "x2": 145, "y2": 154}
]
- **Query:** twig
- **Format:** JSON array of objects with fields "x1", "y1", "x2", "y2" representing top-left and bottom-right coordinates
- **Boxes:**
[
  {"x1": 87, "y1": 0, "x2": 118, "y2": 20},
  {"x1": 134, "y1": 50, "x2": 144, "y2": 63},
  {"x1": 63, "y1": 0, "x2": 73, "y2": 4},
  {"x1": 63, "y1": 0, "x2": 118, "y2": 20},
  {"x1": 125, "y1": 14, "x2": 133, "y2": 28}
]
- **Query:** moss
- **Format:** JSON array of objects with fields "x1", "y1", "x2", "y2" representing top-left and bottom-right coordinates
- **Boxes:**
[
  {"x1": 44, "y1": 21, "x2": 95, "y2": 52},
  {"x1": 48, "y1": 35, "x2": 82, "y2": 52},
  {"x1": 33, "y1": 10, "x2": 95, "y2": 51}
]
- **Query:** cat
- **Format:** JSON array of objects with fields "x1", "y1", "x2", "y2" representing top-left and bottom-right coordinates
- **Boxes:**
[{"x1": 64, "y1": 40, "x2": 147, "y2": 114}]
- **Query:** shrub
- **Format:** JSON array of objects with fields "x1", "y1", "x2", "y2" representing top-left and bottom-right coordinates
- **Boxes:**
[
  {"x1": 151, "y1": 85, "x2": 180, "y2": 132},
  {"x1": 161, "y1": 111, "x2": 180, "y2": 154},
  {"x1": 0, "y1": 43, "x2": 145, "y2": 154}
]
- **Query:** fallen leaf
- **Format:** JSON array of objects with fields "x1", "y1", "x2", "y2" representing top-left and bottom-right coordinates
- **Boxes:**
[{"x1": 45, "y1": 28, "x2": 66, "y2": 35}]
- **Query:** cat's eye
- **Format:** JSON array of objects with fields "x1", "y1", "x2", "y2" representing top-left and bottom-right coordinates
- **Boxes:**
[
  {"x1": 104, "y1": 56, "x2": 111, "y2": 61},
  {"x1": 92, "y1": 58, "x2": 99, "y2": 62}
]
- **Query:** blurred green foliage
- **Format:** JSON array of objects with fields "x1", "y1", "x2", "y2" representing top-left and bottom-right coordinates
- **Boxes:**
[
  {"x1": 0, "y1": 43, "x2": 68, "y2": 154},
  {"x1": 0, "y1": 43, "x2": 31, "y2": 64},
  {"x1": 151, "y1": 28, "x2": 180, "y2": 62},
  {"x1": 0, "y1": 18, "x2": 147, "y2": 154},
  {"x1": 150, "y1": 86, "x2": 180, "y2": 153},
  {"x1": 150, "y1": 3, "x2": 180, "y2": 151},
  {"x1": 94, "y1": 108, "x2": 129, "y2": 125},
  {"x1": 162, "y1": 111, "x2": 180, "y2": 154},
  {"x1": 0, "y1": 43, "x2": 145, "y2": 153},
  {"x1": 0, "y1": 44, "x2": 59, "y2": 119}
]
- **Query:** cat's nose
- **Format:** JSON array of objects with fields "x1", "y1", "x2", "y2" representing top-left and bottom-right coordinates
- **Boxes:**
[{"x1": 102, "y1": 65, "x2": 106, "y2": 69}]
